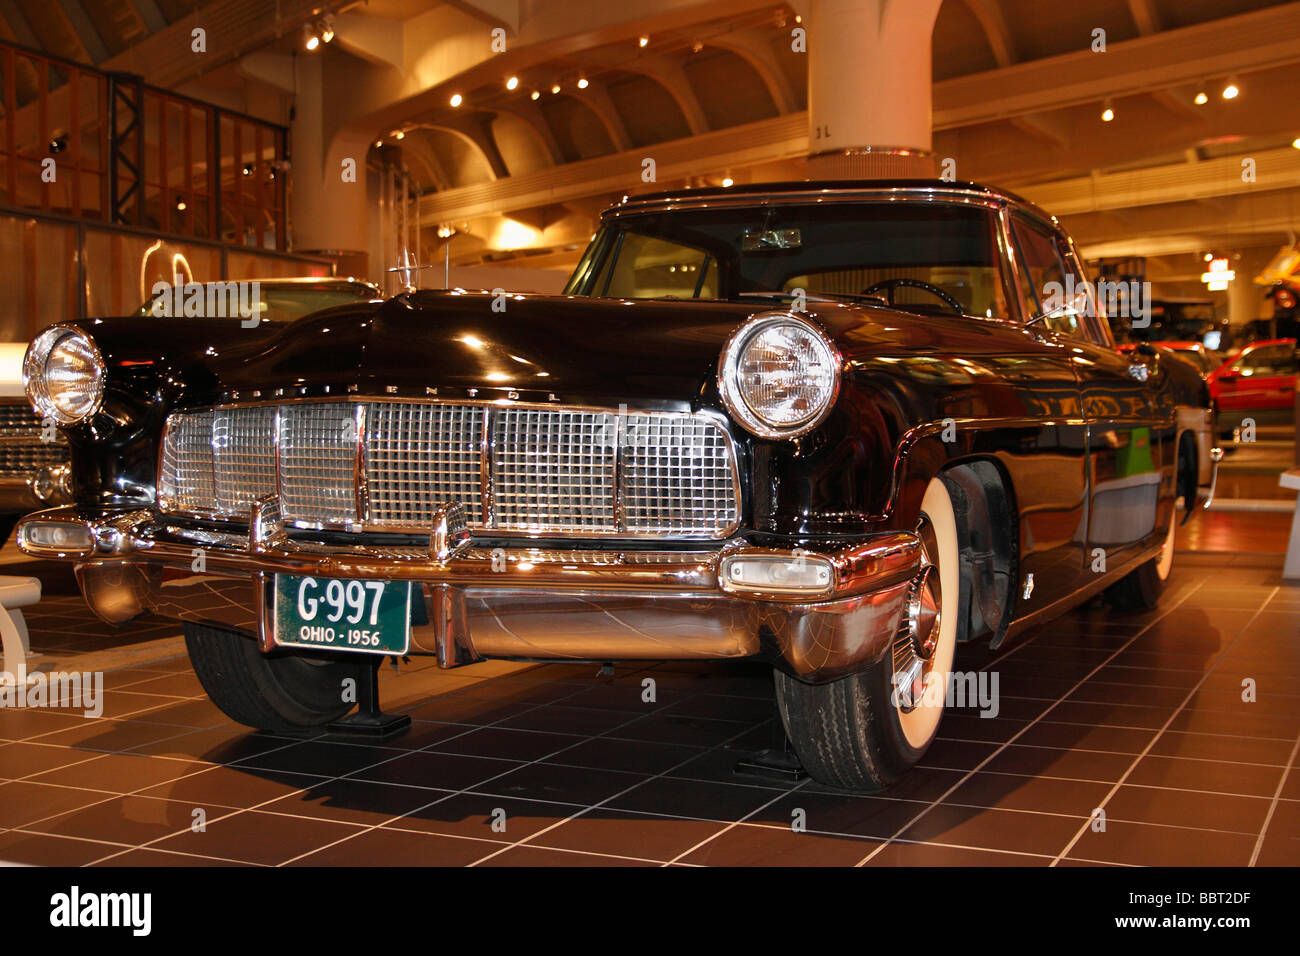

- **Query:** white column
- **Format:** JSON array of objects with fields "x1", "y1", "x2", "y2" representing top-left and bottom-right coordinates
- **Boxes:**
[
  {"x1": 805, "y1": 0, "x2": 943, "y2": 178},
  {"x1": 289, "y1": 55, "x2": 371, "y2": 269}
]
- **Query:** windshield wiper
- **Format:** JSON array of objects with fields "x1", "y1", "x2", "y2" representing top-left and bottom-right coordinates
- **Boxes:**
[{"x1": 737, "y1": 291, "x2": 888, "y2": 306}]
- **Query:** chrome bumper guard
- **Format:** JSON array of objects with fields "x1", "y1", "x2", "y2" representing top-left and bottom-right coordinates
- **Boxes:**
[{"x1": 18, "y1": 498, "x2": 921, "y2": 682}]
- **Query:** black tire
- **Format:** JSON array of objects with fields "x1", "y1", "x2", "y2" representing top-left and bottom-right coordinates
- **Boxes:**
[
  {"x1": 1105, "y1": 494, "x2": 1179, "y2": 613},
  {"x1": 775, "y1": 476, "x2": 960, "y2": 791},
  {"x1": 775, "y1": 661, "x2": 914, "y2": 791},
  {"x1": 184, "y1": 622, "x2": 365, "y2": 732},
  {"x1": 1103, "y1": 557, "x2": 1164, "y2": 611}
]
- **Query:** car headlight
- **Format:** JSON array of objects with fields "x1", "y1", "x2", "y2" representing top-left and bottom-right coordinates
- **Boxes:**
[
  {"x1": 23, "y1": 325, "x2": 105, "y2": 426},
  {"x1": 718, "y1": 312, "x2": 841, "y2": 438}
]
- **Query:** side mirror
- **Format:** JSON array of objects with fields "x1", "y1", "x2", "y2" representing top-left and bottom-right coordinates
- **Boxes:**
[{"x1": 1219, "y1": 367, "x2": 1242, "y2": 381}]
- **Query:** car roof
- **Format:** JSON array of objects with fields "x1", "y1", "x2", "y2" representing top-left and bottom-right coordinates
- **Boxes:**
[{"x1": 606, "y1": 178, "x2": 1058, "y2": 223}]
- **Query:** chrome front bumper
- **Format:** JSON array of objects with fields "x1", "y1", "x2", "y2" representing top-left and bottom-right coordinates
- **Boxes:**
[{"x1": 18, "y1": 502, "x2": 922, "y2": 682}]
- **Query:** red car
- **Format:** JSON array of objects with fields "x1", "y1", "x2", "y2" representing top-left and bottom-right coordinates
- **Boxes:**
[{"x1": 1208, "y1": 338, "x2": 1298, "y2": 435}]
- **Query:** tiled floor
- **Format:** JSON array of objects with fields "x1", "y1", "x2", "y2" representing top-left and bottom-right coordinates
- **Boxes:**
[{"x1": 1, "y1": 542, "x2": 1296, "y2": 867}]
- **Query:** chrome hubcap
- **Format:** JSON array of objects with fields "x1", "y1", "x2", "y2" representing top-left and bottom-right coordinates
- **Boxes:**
[{"x1": 893, "y1": 517, "x2": 942, "y2": 713}]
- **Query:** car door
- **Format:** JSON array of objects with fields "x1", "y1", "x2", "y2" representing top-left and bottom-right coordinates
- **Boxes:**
[
  {"x1": 1000, "y1": 211, "x2": 1092, "y2": 615},
  {"x1": 1217, "y1": 343, "x2": 1297, "y2": 412},
  {"x1": 1011, "y1": 212, "x2": 1169, "y2": 587}
]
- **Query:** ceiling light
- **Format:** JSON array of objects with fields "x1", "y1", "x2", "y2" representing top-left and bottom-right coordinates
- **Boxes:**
[
  {"x1": 449, "y1": 93, "x2": 463, "y2": 107},
  {"x1": 721, "y1": 177, "x2": 734, "y2": 187},
  {"x1": 1194, "y1": 91, "x2": 1208, "y2": 105},
  {"x1": 393, "y1": 129, "x2": 405, "y2": 140},
  {"x1": 576, "y1": 77, "x2": 588, "y2": 89},
  {"x1": 374, "y1": 140, "x2": 382, "y2": 148},
  {"x1": 692, "y1": 40, "x2": 703, "y2": 53},
  {"x1": 320, "y1": 15, "x2": 335, "y2": 43},
  {"x1": 1222, "y1": 81, "x2": 1239, "y2": 100},
  {"x1": 638, "y1": 35, "x2": 649, "y2": 47},
  {"x1": 1204, "y1": 252, "x2": 1214, "y2": 262},
  {"x1": 303, "y1": 24, "x2": 320, "y2": 51},
  {"x1": 1293, "y1": 137, "x2": 1300, "y2": 149},
  {"x1": 550, "y1": 83, "x2": 561, "y2": 94},
  {"x1": 795, "y1": 15, "x2": 802, "y2": 23},
  {"x1": 1101, "y1": 103, "x2": 1115, "y2": 122},
  {"x1": 506, "y1": 76, "x2": 519, "y2": 91},
  {"x1": 175, "y1": 196, "x2": 187, "y2": 212},
  {"x1": 530, "y1": 90, "x2": 540, "y2": 100}
]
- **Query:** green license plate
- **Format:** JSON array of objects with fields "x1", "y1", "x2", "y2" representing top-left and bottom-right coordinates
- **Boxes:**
[{"x1": 272, "y1": 574, "x2": 411, "y2": 656}]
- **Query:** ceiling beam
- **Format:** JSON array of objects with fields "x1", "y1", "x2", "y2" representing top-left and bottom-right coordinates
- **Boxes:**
[
  {"x1": 1068, "y1": 187, "x2": 1300, "y2": 257},
  {"x1": 705, "y1": 29, "x2": 798, "y2": 113},
  {"x1": 624, "y1": 53, "x2": 710, "y2": 136},
  {"x1": 442, "y1": 0, "x2": 518, "y2": 34},
  {"x1": 54, "y1": 0, "x2": 110, "y2": 63},
  {"x1": 933, "y1": 1, "x2": 1300, "y2": 129},
  {"x1": 419, "y1": 111, "x2": 806, "y2": 222},
  {"x1": 961, "y1": 0, "x2": 1016, "y2": 67},
  {"x1": 0, "y1": 0, "x2": 40, "y2": 49},
  {"x1": 126, "y1": 0, "x2": 166, "y2": 33},
  {"x1": 1019, "y1": 146, "x2": 1300, "y2": 217},
  {"x1": 1126, "y1": 0, "x2": 1161, "y2": 36},
  {"x1": 576, "y1": 81, "x2": 632, "y2": 153},
  {"x1": 490, "y1": 100, "x2": 566, "y2": 166}
]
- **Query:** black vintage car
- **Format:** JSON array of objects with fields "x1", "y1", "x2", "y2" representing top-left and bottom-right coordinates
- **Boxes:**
[{"x1": 18, "y1": 181, "x2": 1219, "y2": 791}]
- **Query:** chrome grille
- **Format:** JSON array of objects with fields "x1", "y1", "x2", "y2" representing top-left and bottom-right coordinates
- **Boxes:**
[
  {"x1": 366, "y1": 403, "x2": 483, "y2": 528},
  {"x1": 491, "y1": 409, "x2": 616, "y2": 532},
  {"x1": 622, "y1": 413, "x2": 737, "y2": 536},
  {"x1": 212, "y1": 406, "x2": 276, "y2": 513},
  {"x1": 280, "y1": 404, "x2": 357, "y2": 524},
  {"x1": 0, "y1": 402, "x2": 70, "y2": 476},
  {"x1": 160, "y1": 401, "x2": 740, "y2": 538},
  {"x1": 159, "y1": 409, "x2": 216, "y2": 511}
]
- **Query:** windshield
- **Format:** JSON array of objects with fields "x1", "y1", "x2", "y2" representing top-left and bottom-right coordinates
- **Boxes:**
[
  {"x1": 565, "y1": 202, "x2": 1013, "y2": 318},
  {"x1": 140, "y1": 282, "x2": 374, "y2": 323}
]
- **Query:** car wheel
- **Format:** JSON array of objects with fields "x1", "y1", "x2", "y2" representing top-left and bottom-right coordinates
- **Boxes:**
[
  {"x1": 184, "y1": 622, "x2": 365, "y2": 732},
  {"x1": 774, "y1": 476, "x2": 959, "y2": 791},
  {"x1": 1105, "y1": 496, "x2": 1179, "y2": 612}
]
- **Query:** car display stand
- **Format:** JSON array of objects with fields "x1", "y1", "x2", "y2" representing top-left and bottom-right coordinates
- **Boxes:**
[
  {"x1": 733, "y1": 705, "x2": 807, "y2": 783},
  {"x1": 326, "y1": 659, "x2": 411, "y2": 740}
]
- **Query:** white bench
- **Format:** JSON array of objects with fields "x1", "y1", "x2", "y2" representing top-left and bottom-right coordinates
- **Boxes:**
[
  {"x1": 1282, "y1": 469, "x2": 1300, "y2": 581},
  {"x1": 0, "y1": 576, "x2": 40, "y2": 686}
]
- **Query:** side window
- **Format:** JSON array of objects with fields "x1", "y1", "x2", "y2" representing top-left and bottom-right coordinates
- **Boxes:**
[
  {"x1": 599, "y1": 233, "x2": 716, "y2": 299},
  {"x1": 1239, "y1": 345, "x2": 1298, "y2": 376},
  {"x1": 1010, "y1": 214, "x2": 1084, "y2": 340}
]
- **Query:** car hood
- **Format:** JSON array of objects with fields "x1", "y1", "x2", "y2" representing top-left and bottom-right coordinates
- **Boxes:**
[{"x1": 211, "y1": 291, "x2": 821, "y2": 408}]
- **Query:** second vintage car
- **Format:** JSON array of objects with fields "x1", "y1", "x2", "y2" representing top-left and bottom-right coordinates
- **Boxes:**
[{"x1": 18, "y1": 180, "x2": 1218, "y2": 791}]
